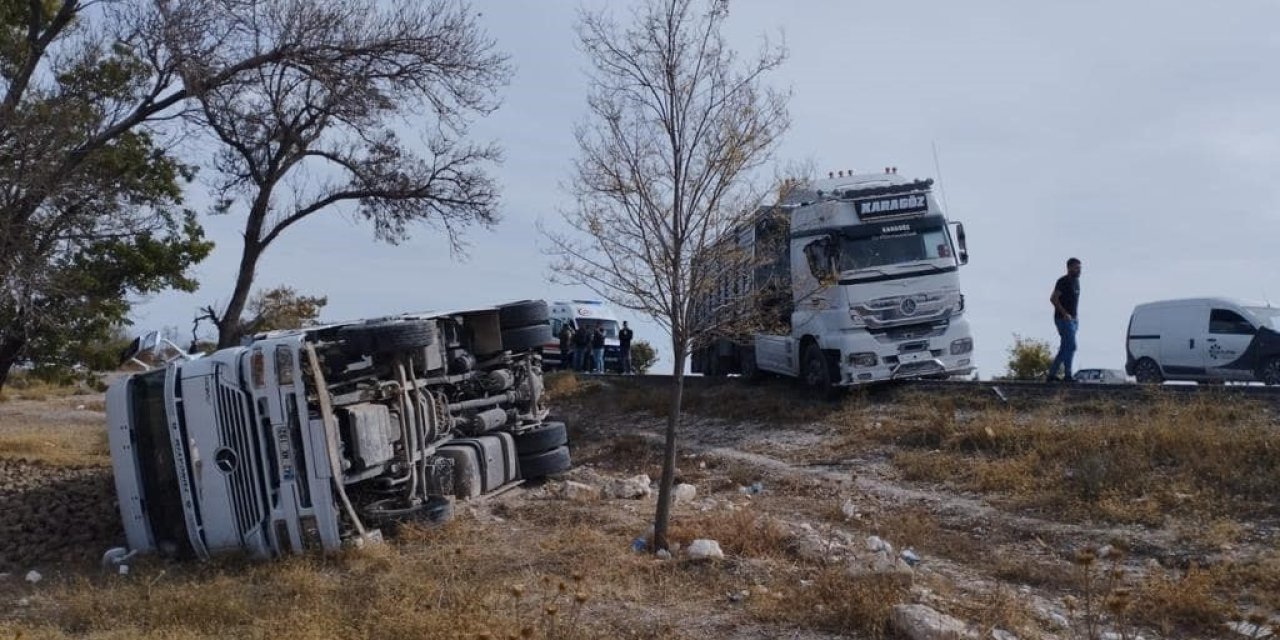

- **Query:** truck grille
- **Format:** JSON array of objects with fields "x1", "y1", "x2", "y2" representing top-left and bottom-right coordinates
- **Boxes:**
[{"x1": 215, "y1": 383, "x2": 267, "y2": 542}]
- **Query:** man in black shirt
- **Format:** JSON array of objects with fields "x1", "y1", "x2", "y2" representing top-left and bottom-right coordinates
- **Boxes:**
[
  {"x1": 618, "y1": 321, "x2": 634, "y2": 374},
  {"x1": 1047, "y1": 257, "x2": 1082, "y2": 382}
]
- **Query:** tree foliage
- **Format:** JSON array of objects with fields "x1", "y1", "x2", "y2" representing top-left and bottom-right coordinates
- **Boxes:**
[
  {"x1": 195, "y1": 0, "x2": 511, "y2": 347},
  {"x1": 1004, "y1": 334, "x2": 1054, "y2": 380},
  {"x1": 630, "y1": 340, "x2": 658, "y2": 374},
  {"x1": 549, "y1": 0, "x2": 789, "y2": 551},
  {"x1": 244, "y1": 286, "x2": 328, "y2": 334}
]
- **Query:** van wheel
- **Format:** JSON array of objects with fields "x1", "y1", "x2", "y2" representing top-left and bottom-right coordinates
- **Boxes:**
[
  {"x1": 1260, "y1": 357, "x2": 1280, "y2": 386},
  {"x1": 1134, "y1": 358, "x2": 1163, "y2": 384}
]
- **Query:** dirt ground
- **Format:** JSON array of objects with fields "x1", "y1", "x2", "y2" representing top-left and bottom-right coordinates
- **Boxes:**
[{"x1": 1, "y1": 376, "x2": 1277, "y2": 639}]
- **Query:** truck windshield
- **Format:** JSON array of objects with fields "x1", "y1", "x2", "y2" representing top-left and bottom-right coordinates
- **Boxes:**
[
  {"x1": 1247, "y1": 307, "x2": 1280, "y2": 331},
  {"x1": 837, "y1": 219, "x2": 954, "y2": 272},
  {"x1": 130, "y1": 369, "x2": 193, "y2": 556}
]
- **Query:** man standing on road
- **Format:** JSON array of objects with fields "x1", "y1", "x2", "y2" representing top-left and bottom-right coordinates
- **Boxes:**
[
  {"x1": 558, "y1": 323, "x2": 575, "y2": 371},
  {"x1": 591, "y1": 327, "x2": 606, "y2": 374},
  {"x1": 618, "y1": 321, "x2": 634, "y2": 374},
  {"x1": 1047, "y1": 257, "x2": 1082, "y2": 383}
]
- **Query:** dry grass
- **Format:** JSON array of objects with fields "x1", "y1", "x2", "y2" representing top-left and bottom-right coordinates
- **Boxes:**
[
  {"x1": 667, "y1": 507, "x2": 793, "y2": 561},
  {"x1": 0, "y1": 397, "x2": 111, "y2": 467},
  {"x1": 0, "y1": 375, "x2": 97, "y2": 403},
  {"x1": 873, "y1": 395, "x2": 1280, "y2": 522},
  {"x1": 749, "y1": 566, "x2": 908, "y2": 638},
  {"x1": 0, "y1": 513, "x2": 730, "y2": 640}
]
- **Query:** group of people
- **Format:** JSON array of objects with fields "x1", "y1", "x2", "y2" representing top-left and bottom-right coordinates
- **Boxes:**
[{"x1": 557, "y1": 321, "x2": 636, "y2": 374}]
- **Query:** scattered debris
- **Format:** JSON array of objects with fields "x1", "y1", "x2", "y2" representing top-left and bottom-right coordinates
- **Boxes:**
[
  {"x1": 865, "y1": 535, "x2": 893, "y2": 555},
  {"x1": 687, "y1": 539, "x2": 724, "y2": 561},
  {"x1": 901, "y1": 548, "x2": 921, "y2": 567},
  {"x1": 631, "y1": 537, "x2": 647, "y2": 553},
  {"x1": 1228, "y1": 620, "x2": 1275, "y2": 639},
  {"x1": 25, "y1": 570, "x2": 41, "y2": 584},
  {"x1": 840, "y1": 498, "x2": 860, "y2": 520},
  {"x1": 738, "y1": 481, "x2": 764, "y2": 495}
]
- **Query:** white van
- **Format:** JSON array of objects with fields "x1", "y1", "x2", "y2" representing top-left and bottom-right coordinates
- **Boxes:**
[
  {"x1": 543, "y1": 300, "x2": 624, "y2": 372},
  {"x1": 1126, "y1": 298, "x2": 1280, "y2": 385}
]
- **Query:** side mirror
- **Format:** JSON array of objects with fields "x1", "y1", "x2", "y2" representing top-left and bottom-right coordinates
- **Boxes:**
[{"x1": 951, "y1": 222, "x2": 969, "y2": 265}]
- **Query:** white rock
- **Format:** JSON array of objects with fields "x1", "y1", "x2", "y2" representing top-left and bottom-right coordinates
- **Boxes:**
[
  {"x1": 891, "y1": 604, "x2": 979, "y2": 640},
  {"x1": 841, "y1": 499, "x2": 859, "y2": 520},
  {"x1": 866, "y1": 535, "x2": 893, "y2": 555},
  {"x1": 687, "y1": 538, "x2": 725, "y2": 561},
  {"x1": 606, "y1": 474, "x2": 652, "y2": 499},
  {"x1": 17, "y1": 597, "x2": 30, "y2": 607},
  {"x1": 1049, "y1": 613, "x2": 1071, "y2": 630},
  {"x1": 992, "y1": 630, "x2": 1019, "y2": 640},
  {"x1": 559, "y1": 480, "x2": 601, "y2": 502},
  {"x1": 25, "y1": 570, "x2": 41, "y2": 584},
  {"x1": 656, "y1": 549, "x2": 672, "y2": 561},
  {"x1": 673, "y1": 483, "x2": 697, "y2": 503}
]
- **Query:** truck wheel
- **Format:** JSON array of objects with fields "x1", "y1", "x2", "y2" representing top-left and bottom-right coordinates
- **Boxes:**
[
  {"x1": 519, "y1": 445, "x2": 572, "y2": 479},
  {"x1": 1134, "y1": 358, "x2": 1163, "y2": 384},
  {"x1": 1260, "y1": 357, "x2": 1280, "y2": 386},
  {"x1": 361, "y1": 496, "x2": 453, "y2": 533},
  {"x1": 502, "y1": 324, "x2": 553, "y2": 351},
  {"x1": 802, "y1": 343, "x2": 832, "y2": 389},
  {"x1": 515, "y1": 421, "x2": 568, "y2": 455},
  {"x1": 739, "y1": 346, "x2": 762, "y2": 382},
  {"x1": 340, "y1": 320, "x2": 434, "y2": 355},
  {"x1": 499, "y1": 300, "x2": 549, "y2": 329}
]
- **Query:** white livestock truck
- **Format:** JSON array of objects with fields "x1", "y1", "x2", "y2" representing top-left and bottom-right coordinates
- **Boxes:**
[
  {"x1": 692, "y1": 169, "x2": 976, "y2": 389},
  {"x1": 106, "y1": 300, "x2": 568, "y2": 560}
]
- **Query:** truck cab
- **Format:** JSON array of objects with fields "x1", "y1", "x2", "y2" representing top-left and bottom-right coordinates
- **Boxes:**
[
  {"x1": 693, "y1": 169, "x2": 975, "y2": 388},
  {"x1": 107, "y1": 300, "x2": 569, "y2": 559}
]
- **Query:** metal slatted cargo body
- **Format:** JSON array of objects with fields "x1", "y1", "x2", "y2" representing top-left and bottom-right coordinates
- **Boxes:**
[{"x1": 106, "y1": 301, "x2": 572, "y2": 560}]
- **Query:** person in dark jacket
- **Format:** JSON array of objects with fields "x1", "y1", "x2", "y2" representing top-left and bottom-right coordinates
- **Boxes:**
[
  {"x1": 572, "y1": 324, "x2": 591, "y2": 372},
  {"x1": 618, "y1": 321, "x2": 634, "y2": 374},
  {"x1": 591, "y1": 327, "x2": 606, "y2": 373},
  {"x1": 558, "y1": 323, "x2": 575, "y2": 370}
]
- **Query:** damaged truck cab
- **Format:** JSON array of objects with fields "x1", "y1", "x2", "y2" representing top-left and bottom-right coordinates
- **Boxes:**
[{"x1": 107, "y1": 301, "x2": 567, "y2": 559}]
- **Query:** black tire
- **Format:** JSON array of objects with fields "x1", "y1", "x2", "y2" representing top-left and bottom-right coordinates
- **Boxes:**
[
  {"x1": 739, "y1": 346, "x2": 762, "y2": 382},
  {"x1": 1134, "y1": 358, "x2": 1163, "y2": 384},
  {"x1": 1260, "y1": 357, "x2": 1280, "y2": 386},
  {"x1": 502, "y1": 324, "x2": 552, "y2": 351},
  {"x1": 519, "y1": 445, "x2": 572, "y2": 479},
  {"x1": 498, "y1": 300, "x2": 549, "y2": 329},
  {"x1": 802, "y1": 342, "x2": 833, "y2": 389},
  {"x1": 361, "y1": 496, "x2": 453, "y2": 533},
  {"x1": 341, "y1": 320, "x2": 434, "y2": 355},
  {"x1": 515, "y1": 421, "x2": 568, "y2": 455}
]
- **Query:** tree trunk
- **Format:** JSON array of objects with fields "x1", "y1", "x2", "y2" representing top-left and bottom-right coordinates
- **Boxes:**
[
  {"x1": 216, "y1": 241, "x2": 262, "y2": 349},
  {"x1": 0, "y1": 334, "x2": 28, "y2": 393},
  {"x1": 652, "y1": 346, "x2": 687, "y2": 552}
]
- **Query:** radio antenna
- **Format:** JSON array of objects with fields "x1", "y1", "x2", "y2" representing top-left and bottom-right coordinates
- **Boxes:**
[{"x1": 931, "y1": 140, "x2": 951, "y2": 213}]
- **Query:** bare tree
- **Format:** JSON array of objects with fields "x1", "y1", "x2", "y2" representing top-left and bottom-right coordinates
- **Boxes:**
[
  {"x1": 195, "y1": 0, "x2": 511, "y2": 348},
  {"x1": 547, "y1": 0, "x2": 789, "y2": 551}
]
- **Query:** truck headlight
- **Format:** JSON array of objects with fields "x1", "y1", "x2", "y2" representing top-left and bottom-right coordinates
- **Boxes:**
[
  {"x1": 847, "y1": 352, "x2": 878, "y2": 367},
  {"x1": 950, "y1": 338, "x2": 973, "y2": 355}
]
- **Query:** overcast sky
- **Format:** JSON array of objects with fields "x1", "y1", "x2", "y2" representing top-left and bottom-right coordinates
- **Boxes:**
[{"x1": 132, "y1": 0, "x2": 1280, "y2": 378}]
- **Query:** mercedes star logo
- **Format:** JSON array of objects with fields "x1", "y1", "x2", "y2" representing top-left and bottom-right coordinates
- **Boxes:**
[
  {"x1": 900, "y1": 298, "x2": 918, "y2": 316},
  {"x1": 214, "y1": 447, "x2": 239, "y2": 474}
]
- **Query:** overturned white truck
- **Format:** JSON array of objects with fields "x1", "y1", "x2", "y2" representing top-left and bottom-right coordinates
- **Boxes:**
[{"x1": 106, "y1": 300, "x2": 567, "y2": 559}]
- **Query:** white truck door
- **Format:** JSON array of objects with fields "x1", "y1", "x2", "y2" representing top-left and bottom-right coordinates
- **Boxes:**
[{"x1": 1205, "y1": 307, "x2": 1257, "y2": 380}]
